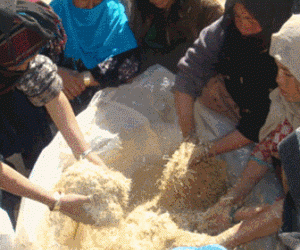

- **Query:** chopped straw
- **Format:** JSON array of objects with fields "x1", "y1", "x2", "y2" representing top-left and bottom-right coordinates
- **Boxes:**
[{"x1": 22, "y1": 142, "x2": 230, "y2": 249}]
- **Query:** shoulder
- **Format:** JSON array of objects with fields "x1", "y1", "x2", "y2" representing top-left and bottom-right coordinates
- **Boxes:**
[
  {"x1": 197, "y1": 17, "x2": 225, "y2": 44},
  {"x1": 119, "y1": 0, "x2": 133, "y2": 18},
  {"x1": 18, "y1": 55, "x2": 58, "y2": 85}
]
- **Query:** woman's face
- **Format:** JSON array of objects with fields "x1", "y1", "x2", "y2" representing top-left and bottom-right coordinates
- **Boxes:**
[
  {"x1": 276, "y1": 60, "x2": 300, "y2": 103},
  {"x1": 233, "y1": 3, "x2": 262, "y2": 36},
  {"x1": 73, "y1": 0, "x2": 103, "y2": 9},
  {"x1": 149, "y1": 0, "x2": 174, "y2": 9}
]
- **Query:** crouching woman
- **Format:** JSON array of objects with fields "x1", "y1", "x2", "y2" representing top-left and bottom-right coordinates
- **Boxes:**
[
  {"x1": 0, "y1": 0, "x2": 103, "y2": 237},
  {"x1": 201, "y1": 14, "x2": 300, "y2": 249}
]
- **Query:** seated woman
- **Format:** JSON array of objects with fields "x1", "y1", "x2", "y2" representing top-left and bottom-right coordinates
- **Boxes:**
[
  {"x1": 173, "y1": 0, "x2": 293, "y2": 167},
  {"x1": 129, "y1": 0, "x2": 224, "y2": 73},
  {"x1": 49, "y1": 0, "x2": 141, "y2": 114},
  {"x1": 0, "y1": 0, "x2": 103, "y2": 231},
  {"x1": 202, "y1": 14, "x2": 300, "y2": 249}
]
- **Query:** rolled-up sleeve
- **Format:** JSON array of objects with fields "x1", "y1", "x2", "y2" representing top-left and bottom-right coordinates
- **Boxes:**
[
  {"x1": 17, "y1": 55, "x2": 63, "y2": 107},
  {"x1": 172, "y1": 17, "x2": 225, "y2": 99}
]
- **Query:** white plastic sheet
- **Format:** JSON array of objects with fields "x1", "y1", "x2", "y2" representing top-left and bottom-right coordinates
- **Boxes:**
[
  {"x1": 0, "y1": 208, "x2": 15, "y2": 250},
  {"x1": 15, "y1": 65, "x2": 182, "y2": 248},
  {"x1": 15, "y1": 64, "x2": 284, "y2": 249}
]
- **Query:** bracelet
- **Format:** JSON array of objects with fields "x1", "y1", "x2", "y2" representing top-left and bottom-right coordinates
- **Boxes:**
[
  {"x1": 83, "y1": 71, "x2": 92, "y2": 87},
  {"x1": 50, "y1": 192, "x2": 63, "y2": 211},
  {"x1": 78, "y1": 148, "x2": 93, "y2": 160},
  {"x1": 229, "y1": 205, "x2": 239, "y2": 225}
]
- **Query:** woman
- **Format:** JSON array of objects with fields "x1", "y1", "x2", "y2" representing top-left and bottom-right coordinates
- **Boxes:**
[
  {"x1": 129, "y1": 0, "x2": 224, "y2": 73},
  {"x1": 49, "y1": 0, "x2": 141, "y2": 114},
  {"x1": 173, "y1": 0, "x2": 293, "y2": 164},
  {"x1": 0, "y1": 0, "x2": 103, "y2": 231},
  {"x1": 202, "y1": 14, "x2": 300, "y2": 249}
]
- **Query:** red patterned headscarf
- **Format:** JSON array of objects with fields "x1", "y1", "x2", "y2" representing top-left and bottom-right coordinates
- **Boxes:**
[
  {"x1": 0, "y1": 0, "x2": 66, "y2": 68},
  {"x1": 0, "y1": 0, "x2": 67, "y2": 94}
]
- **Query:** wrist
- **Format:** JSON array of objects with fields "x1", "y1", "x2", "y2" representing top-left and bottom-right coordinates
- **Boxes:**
[
  {"x1": 49, "y1": 192, "x2": 63, "y2": 211},
  {"x1": 83, "y1": 71, "x2": 92, "y2": 87},
  {"x1": 74, "y1": 148, "x2": 93, "y2": 161}
]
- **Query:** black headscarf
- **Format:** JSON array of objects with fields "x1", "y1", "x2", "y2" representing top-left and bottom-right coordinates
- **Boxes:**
[
  {"x1": 222, "y1": 0, "x2": 293, "y2": 47},
  {"x1": 216, "y1": 0, "x2": 294, "y2": 77},
  {"x1": 214, "y1": 0, "x2": 293, "y2": 142}
]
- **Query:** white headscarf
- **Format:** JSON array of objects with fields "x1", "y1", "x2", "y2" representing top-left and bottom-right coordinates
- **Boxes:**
[{"x1": 259, "y1": 14, "x2": 300, "y2": 141}]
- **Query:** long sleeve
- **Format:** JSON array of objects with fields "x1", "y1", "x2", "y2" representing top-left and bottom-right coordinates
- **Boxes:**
[
  {"x1": 16, "y1": 55, "x2": 63, "y2": 107},
  {"x1": 172, "y1": 17, "x2": 225, "y2": 99}
]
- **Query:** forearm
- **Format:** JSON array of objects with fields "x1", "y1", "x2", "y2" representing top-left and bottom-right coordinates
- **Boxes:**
[
  {"x1": 219, "y1": 200, "x2": 283, "y2": 248},
  {"x1": 222, "y1": 160, "x2": 269, "y2": 205},
  {"x1": 0, "y1": 162, "x2": 56, "y2": 209},
  {"x1": 174, "y1": 90, "x2": 196, "y2": 138},
  {"x1": 209, "y1": 130, "x2": 252, "y2": 156},
  {"x1": 45, "y1": 91, "x2": 90, "y2": 157}
]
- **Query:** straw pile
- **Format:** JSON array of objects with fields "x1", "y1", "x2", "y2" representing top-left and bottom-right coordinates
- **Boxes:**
[
  {"x1": 30, "y1": 141, "x2": 230, "y2": 249},
  {"x1": 158, "y1": 141, "x2": 228, "y2": 212},
  {"x1": 34, "y1": 160, "x2": 131, "y2": 249},
  {"x1": 59, "y1": 198, "x2": 220, "y2": 250}
]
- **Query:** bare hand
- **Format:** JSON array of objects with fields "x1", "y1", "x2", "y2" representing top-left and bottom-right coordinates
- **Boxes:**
[
  {"x1": 85, "y1": 151, "x2": 106, "y2": 166},
  {"x1": 198, "y1": 198, "x2": 268, "y2": 235},
  {"x1": 59, "y1": 68, "x2": 86, "y2": 100},
  {"x1": 58, "y1": 194, "x2": 95, "y2": 225},
  {"x1": 199, "y1": 201, "x2": 233, "y2": 235}
]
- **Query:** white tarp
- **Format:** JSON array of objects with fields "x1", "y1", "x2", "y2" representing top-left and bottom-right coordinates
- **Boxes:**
[{"x1": 15, "y1": 64, "x2": 284, "y2": 249}]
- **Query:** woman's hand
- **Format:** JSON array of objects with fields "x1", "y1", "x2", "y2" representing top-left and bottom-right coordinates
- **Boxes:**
[
  {"x1": 55, "y1": 194, "x2": 95, "y2": 225},
  {"x1": 198, "y1": 197, "x2": 269, "y2": 235},
  {"x1": 198, "y1": 200, "x2": 233, "y2": 235},
  {"x1": 85, "y1": 151, "x2": 106, "y2": 166},
  {"x1": 58, "y1": 67, "x2": 86, "y2": 100}
]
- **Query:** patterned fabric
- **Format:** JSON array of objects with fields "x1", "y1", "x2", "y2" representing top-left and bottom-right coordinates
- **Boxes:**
[
  {"x1": 250, "y1": 118, "x2": 294, "y2": 165},
  {"x1": 16, "y1": 54, "x2": 63, "y2": 107},
  {"x1": 0, "y1": 0, "x2": 66, "y2": 95},
  {"x1": 90, "y1": 47, "x2": 141, "y2": 88}
]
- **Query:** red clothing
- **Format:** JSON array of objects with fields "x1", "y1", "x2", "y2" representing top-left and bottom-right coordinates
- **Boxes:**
[{"x1": 251, "y1": 118, "x2": 294, "y2": 165}]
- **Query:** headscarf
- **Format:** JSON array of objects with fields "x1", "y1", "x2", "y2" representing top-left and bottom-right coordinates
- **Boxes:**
[
  {"x1": 50, "y1": 0, "x2": 137, "y2": 69},
  {"x1": 259, "y1": 14, "x2": 300, "y2": 141},
  {"x1": 222, "y1": 0, "x2": 293, "y2": 46},
  {"x1": 0, "y1": 0, "x2": 66, "y2": 94}
]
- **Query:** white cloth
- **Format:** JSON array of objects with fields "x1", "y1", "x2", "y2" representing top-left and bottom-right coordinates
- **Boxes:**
[
  {"x1": 0, "y1": 208, "x2": 15, "y2": 250},
  {"x1": 259, "y1": 88, "x2": 300, "y2": 141},
  {"x1": 14, "y1": 64, "x2": 283, "y2": 249},
  {"x1": 270, "y1": 14, "x2": 300, "y2": 83}
]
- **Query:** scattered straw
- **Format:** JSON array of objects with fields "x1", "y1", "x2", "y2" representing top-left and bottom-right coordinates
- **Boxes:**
[{"x1": 158, "y1": 142, "x2": 228, "y2": 211}]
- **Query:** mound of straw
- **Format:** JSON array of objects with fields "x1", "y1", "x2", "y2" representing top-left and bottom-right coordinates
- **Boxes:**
[
  {"x1": 29, "y1": 141, "x2": 231, "y2": 249},
  {"x1": 34, "y1": 160, "x2": 131, "y2": 249},
  {"x1": 158, "y1": 142, "x2": 228, "y2": 212},
  {"x1": 61, "y1": 198, "x2": 221, "y2": 250}
]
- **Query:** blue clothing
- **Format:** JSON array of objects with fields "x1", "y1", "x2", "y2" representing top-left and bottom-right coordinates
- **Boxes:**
[
  {"x1": 50, "y1": 0, "x2": 137, "y2": 69},
  {"x1": 279, "y1": 130, "x2": 300, "y2": 232},
  {"x1": 172, "y1": 245, "x2": 227, "y2": 250}
]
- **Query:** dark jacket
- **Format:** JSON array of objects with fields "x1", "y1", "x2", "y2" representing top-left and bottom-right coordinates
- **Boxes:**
[
  {"x1": 174, "y1": 0, "x2": 293, "y2": 142},
  {"x1": 127, "y1": 0, "x2": 223, "y2": 72}
]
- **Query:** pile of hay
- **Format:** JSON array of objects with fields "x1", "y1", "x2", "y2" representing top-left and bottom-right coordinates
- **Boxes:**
[
  {"x1": 158, "y1": 142, "x2": 228, "y2": 212},
  {"x1": 34, "y1": 160, "x2": 131, "y2": 249},
  {"x1": 53, "y1": 198, "x2": 220, "y2": 250},
  {"x1": 30, "y1": 142, "x2": 230, "y2": 249}
]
